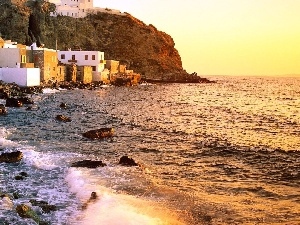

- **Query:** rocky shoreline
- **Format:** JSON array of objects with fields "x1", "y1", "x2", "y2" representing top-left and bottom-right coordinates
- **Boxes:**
[
  {"x1": 0, "y1": 77, "x2": 212, "y2": 223},
  {"x1": 0, "y1": 79, "x2": 142, "y2": 223}
]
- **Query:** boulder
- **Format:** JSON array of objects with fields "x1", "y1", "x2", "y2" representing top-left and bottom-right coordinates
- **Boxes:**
[
  {"x1": 119, "y1": 156, "x2": 139, "y2": 166},
  {"x1": 82, "y1": 128, "x2": 114, "y2": 139},
  {"x1": 18, "y1": 97, "x2": 34, "y2": 104},
  {"x1": 0, "y1": 104, "x2": 7, "y2": 115},
  {"x1": 5, "y1": 98, "x2": 23, "y2": 107},
  {"x1": 15, "y1": 171, "x2": 28, "y2": 180},
  {"x1": 59, "y1": 102, "x2": 67, "y2": 108},
  {"x1": 56, "y1": 115, "x2": 72, "y2": 122},
  {"x1": 0, "y1": 151, "x2": 23, "y2": 163},
  {"x1": 16, "y1": 204, "x2": 48, "y2": 225},
  {"x1": 82, "y1": 192, "x2": 98, "y2": 210},
  {"x1": 71, "y1": 160, "x2": 106, "y2": 168},
  {"x1": 29, "y1": 199, "x2": 57, "y2": 213}
]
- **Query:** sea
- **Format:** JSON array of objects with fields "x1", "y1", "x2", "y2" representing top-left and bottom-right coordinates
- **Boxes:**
[{"x1": 0, "y1": 76, "x2": 300, "y2": 225}]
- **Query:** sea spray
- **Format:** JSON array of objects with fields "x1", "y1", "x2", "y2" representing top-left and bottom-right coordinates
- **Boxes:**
[{"x1": 65, "y1": 167, "x2": 186, "y2": 225}]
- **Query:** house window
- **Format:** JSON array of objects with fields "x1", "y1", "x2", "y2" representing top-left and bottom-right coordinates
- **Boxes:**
[
  {"x1": 61, "y1": 54, "x2": 65, "y2": 59},
  {"x1": 20, "y1": 55, "x2": 26, "y2": 63},
  {"x1": 92, "y1": 55, "x2": 95, "y2": 60},
  {"x1": 82, "y1": 9, "x2": 84, "y2": 12},
  {"x1": 92, "y1": 66, "x2": 96, "y2": 71},
  {"x1": 72, "y1": 55, "x2": 75, "y2": 60},
  {"x1": 85, "y1": 55, "x2": 88, "y2": 60},
  {"x1": 53, "y1": 67, "x2": 56, "y2": 71}
]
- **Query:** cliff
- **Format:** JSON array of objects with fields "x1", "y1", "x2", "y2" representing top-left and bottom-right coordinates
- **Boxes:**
[{"x1": 0, "y1": 0, "x2": 208, "y2": 82}]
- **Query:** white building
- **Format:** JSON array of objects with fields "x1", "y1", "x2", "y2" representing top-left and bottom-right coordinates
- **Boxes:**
[
  {"x1": 0, "y1": 68, "x2": 40, "y2": 87},
  {"x1": 48, "y1": 0, "x2": 122, "y2": 18},
  {"x1": 58, "y1": 50, "x2": 109, "y2": 82}
]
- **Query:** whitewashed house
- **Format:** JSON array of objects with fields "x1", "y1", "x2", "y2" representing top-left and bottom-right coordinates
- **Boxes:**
[
  {"x1": 48, "y1": 0, "x2": 122, "y2": 18},
  {"x1": 0, "y1": 68, "x2": 40, "y2": 87},
  {"x1": 49, "y1": 0, "x2": 93, "y2": 18},
  {"x1": 57, "y1": 50, "x2": 109, "y2": 82},
  {"x1": 0, "y1": 39, "x2": 40, "y2": 86}
]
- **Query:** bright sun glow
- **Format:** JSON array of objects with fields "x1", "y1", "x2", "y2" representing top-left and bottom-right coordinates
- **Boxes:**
[{"x1": 93, "y1": 0, "x2": 300, "y2": 76}]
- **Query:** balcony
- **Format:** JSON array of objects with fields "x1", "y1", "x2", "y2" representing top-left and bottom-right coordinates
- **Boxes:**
[{"x1": 68, "y1": 59, "x2": 77, "y2": 63}]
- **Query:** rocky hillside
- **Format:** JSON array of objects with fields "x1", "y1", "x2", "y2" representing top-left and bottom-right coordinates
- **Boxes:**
[{"x1": 0, "y1": 0, "x2": 208, "y2": 82}]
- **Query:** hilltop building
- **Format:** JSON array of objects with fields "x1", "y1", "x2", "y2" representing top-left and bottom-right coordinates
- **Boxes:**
[{"x1": 48, "y1": 0, "x2": 123, "y2": 18}]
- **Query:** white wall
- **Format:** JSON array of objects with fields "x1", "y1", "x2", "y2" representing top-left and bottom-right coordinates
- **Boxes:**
[
  {"x1": 58, "y1": 50, "x2": 105, "y2": 71},
  {"x1": 0, "y1": 48, "x2": 21, "y2": 68},
  {"x1": 50, "y1": 0, "x2": 94, "y2": 17},
  {"x1": 0, "y1": 68, "x2": 40, "y2": 87}
]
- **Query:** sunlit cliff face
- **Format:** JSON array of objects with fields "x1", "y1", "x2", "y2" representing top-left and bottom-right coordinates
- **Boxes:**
[{"x1": 95, "y1": 0, "x2": 300, "y2": 76}]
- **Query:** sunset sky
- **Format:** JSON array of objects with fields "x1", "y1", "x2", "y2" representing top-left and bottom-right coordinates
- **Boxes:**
[{"x1": 94, "y1": 0, "x2": 300, "y2": 76}]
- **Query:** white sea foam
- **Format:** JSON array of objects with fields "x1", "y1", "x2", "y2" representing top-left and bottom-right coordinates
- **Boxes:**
[
  {"x1": 22, "y1": 148, "x2": 60, "y2": 170},
  {"x1": 0, "y1": 127, "x2": 18, "y2": 148},
  {"x1": 66, "y1": 168, "x2": 184, "y2": 225},
  {"x1": 42, "y1": 88, "x2": 62, "y2": 94}
]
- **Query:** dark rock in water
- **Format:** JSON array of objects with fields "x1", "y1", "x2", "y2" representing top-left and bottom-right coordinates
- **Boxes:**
[
  {"x1": 15, "y1": 175, "x2": 25, "y2": 180},
  {"x1": 0, "y1": 151, "x2": 23, "y2": 163},
  {"x1": 0, "y1": 91, "x2": 9, "y2": 99},
  {"x1": 83, "y1": 128, "x2": 114, "y2": 139},
  {"x1": 5, "y1": 98, "x2": 23, "y2": 107},
  {"x1": 0, "y1": 104, "x2": 7, "y2": 115},
  {"x1": 19, "y1": 171, "x2": 28, "y2": 177},
  {"x1": 71, "y1": 160, "x2": 107, "y2": 168},
  {"x1": 29, "y1": 199, "x2": 57, "y2": 213},
  {"x1": 82, "y1": 192, "x2": 98, "y2": 210},
  {"x1": 15, "y1": 171, "x2": 28, "y2": 180},
  {"x1": 13, "y1": 192, "x2": 20, "y2": 199},
  {"x1": 60, "y1": 102, "x2": 67, "y2": 108},
  {"x1": 90, "y1": 192, "x2": 98, "y2": 200},
  {"x1": 16, "y1": 204, "x2": 48, "y2": 224},
  {"x1": 119, "y1": 156, "x2": 139, "y2": 166},
  {"x1": 18, "y1": 97, "x2": 34, "y2": 104},
  {"x1": 56, "y1": 115, "x2": 72, "y2": 122}
]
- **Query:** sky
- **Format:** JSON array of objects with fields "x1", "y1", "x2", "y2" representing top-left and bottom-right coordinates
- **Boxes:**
[{"x1": 93, "y1": 0, "x2": 300, "y2": 76}]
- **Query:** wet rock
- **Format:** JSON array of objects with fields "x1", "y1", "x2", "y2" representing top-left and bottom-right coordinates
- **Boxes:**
[
  {"x1": 29, "y1": 199, "x2": 57, "y2": 213},
  {"x1": 15, "y1": 171, "x2": 28, "y2": 180},
  {"x1": 59, "y1": 102, "x2": 67, "y2": 108},
  {"x1": 18, "y1": 97, "x2": 34, "y2": 104},
  {"x1": 119, "y1": 156, "x2": 139, "y2": 166},
  {"x1": 15, "y1": 175, "x2": 25, "y2": 180},
  {"x1": 71, "y1": 160, "x2": 106, "y2": 168},
  {"x1": 13, "y1": 192, "x2": 20, "y2": 199},
  {"x1": 0, "y1": 104, "x2": 7, "y2": 115},
  {"x1": 56, "y1": 115, "x2": 72, "y2": 122},
  {"x1": 83, "y1": 128, "x2": 114, "y2": 139},
  {"x1": 5, "y1": 97, "x2": 23, "y2": 107},
  {"x1": 16, "y1": 204, "x2": 48, "y2": 224},
  {"x1": 0, "y1": 151, "x2": 23, "y2": 163},
  {"x1": 82, "y1": 192, "x2": 98, "y2": 210}
]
